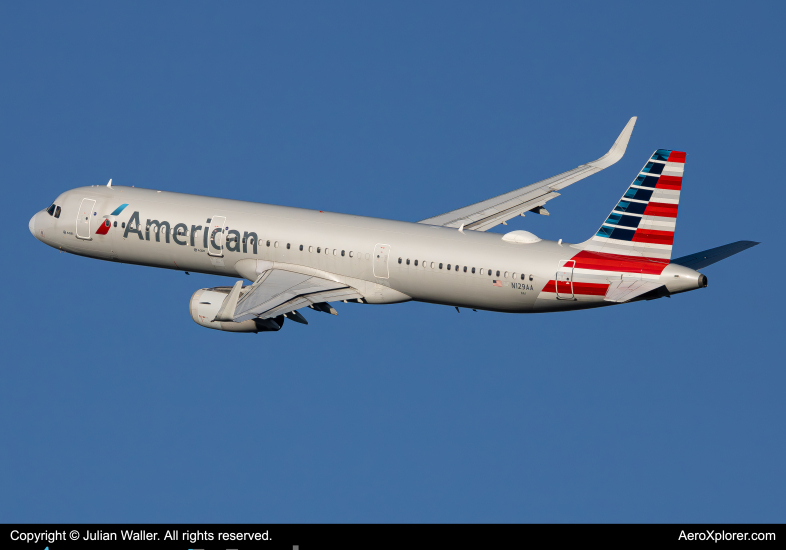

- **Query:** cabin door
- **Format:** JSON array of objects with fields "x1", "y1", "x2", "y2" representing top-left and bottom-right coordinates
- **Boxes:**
[
  {"x1": 75, "y1": 198, "x2": 96, "y2": 240},
  {"x1": 556, "y1": 260, "x2": 575, "y2": 300}
]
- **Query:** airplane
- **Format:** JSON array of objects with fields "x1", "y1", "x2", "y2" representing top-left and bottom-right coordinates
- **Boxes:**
[{"x1": 29, "y1": 117, "x2": 758, "y2": 333}]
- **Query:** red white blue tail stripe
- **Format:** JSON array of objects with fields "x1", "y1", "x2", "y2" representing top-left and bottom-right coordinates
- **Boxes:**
[
  {"x1": 538, "y1": 150, "x2": 685, "y2": 302},
  {"x1": 582, "y1": 149, "x2": 685, "y2": 260}
]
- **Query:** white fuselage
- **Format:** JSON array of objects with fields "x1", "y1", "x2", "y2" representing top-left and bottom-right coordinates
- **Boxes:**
[{"x1": 29, "y1": 185, "x2": 705, "y2": 316}]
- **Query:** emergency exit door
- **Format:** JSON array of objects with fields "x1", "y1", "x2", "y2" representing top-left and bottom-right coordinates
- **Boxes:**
[
  {"x1": 373, "y1": 243, "x2": 390, "y2": 279},
  {"x1": 208, "y1": 215, "x2": 226, "y2": 257}
]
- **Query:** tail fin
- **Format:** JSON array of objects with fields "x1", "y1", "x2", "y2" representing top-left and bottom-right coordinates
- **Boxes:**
[{"x1": 582, "y1": 149, "x2": 685, "y2": 260}]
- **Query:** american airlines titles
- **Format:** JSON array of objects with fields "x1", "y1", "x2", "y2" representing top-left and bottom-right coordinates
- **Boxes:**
[{"x1": 122, "y1": 211, "x2": 258, "y2": 254}]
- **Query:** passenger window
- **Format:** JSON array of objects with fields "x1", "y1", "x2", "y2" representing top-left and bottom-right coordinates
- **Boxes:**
[
  {"x1": 54, "y1": 206, "x2": 61, "y2": 218},
  {"x1": 446, "y1": 264, "x2": 450, "y2": 270},
  {"x1": 113, "y1": 221, "x2": 117, "y2": 227},
  {"x1": 496, "y1": 270, "x2": 500, "y2": 277},
  {"x1": 471, "y1": 267, "x2": 475, "y2": 274},
  {"x1": 122, "y1": 222, "x2": 126, "y2": 228},
  {"x1": 414, "y1": 260, "x2": 418, "y2": 266},
  {"x1": 333, "y1": 249, "x2": 337, "y2": 256},
  {"x1": 309, "y1": 246, "x2": 313, "y2": 252},
  {"x1": 299, "y1": 245, "x2": 303, "y2": 251},
  {"x1": 286, "y1": 243, "x2": 290, "y2": 249},
  {"x1": 489, "y1": 270, "x2": 493, "y2": 277},
  {"x1": 406, "y1": 259, "x2": 410, "y2": 265},
  {"x1": 463, "y1": 266, "x2": 467, "y2": 272},
  {"x1": 455, "y1": 265, "x2": 459, "y2": 271},
  {"x1": 317, "y1": 247, "x2": 321, "y2": 253},
  {"x1": 266, "y1": 240, "x2": 271, "y2": 247},
  {"x1": 349, "y1": 251, "x2": 354, "y2": 257},
  {"x1": 342, "y1": 250, "x2": 345, "y2": 256},
  {"x1": 398, "y1": 257, "x2": 402, "y2": 264},
  {"x1": 430, "y1": 262, "x2": 435, "y2": 268},
  {"x1": 275, "y1": 242, "x2": 279, "y2": 248},
  {"x1": 504, "y1": 271, "x2": 508, "y2": 278},
  {"x1": 512, "y1": 272, "x2": 516, "y2": 279}
]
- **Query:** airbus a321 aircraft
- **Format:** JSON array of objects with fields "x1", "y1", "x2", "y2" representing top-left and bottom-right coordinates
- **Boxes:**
[{"x1": 29, "y1": 118, "x2": 758, "y2": 333}]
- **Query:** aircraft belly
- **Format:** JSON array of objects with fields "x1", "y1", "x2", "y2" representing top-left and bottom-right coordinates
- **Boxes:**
[{"x1": 393, "y1": 271, "x2": 537, "y2": 313}]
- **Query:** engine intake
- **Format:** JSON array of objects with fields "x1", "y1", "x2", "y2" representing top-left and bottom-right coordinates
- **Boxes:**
[{"x1": 190, "y1": 288, "x2": 284, "y2": 333}]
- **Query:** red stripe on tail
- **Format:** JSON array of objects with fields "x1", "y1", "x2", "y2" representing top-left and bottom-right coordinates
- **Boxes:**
[
  {"x1": 667, "y1": 151, "x2": 686, "y2": 163},
  {"x1": 643, "y1": 202, "x2": 679, "y2": 218},
  {"x1": 656, "y1": 175, "x2": 682, "y2": 190},
  {"x1": 541, "y1": 280, "x2": 609, "y2": 296},
  {"x1": 632, "y1": 229, "x2": 674, "y2": 246},
  {"x1": 571, "y1": 250, "x2": 670, "y2": 275}
]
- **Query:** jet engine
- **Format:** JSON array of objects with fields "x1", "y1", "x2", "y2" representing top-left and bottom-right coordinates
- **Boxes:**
[{"x1": 190, "y1": 287, "x2": 284, "y2": 333}]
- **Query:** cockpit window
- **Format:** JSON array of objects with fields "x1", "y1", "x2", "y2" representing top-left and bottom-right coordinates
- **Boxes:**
[
  {"x1": 46, "y1": 204, "x2": 56, "y2": 216},
  {"x1": 54, "y1": 206, "x2": 61, "y2": 218}
]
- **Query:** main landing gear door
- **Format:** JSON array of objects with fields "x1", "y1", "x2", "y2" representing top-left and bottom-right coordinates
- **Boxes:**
[
  {"x1": 556, "y1": 260, "x2": 575, "y2": 300},
  {"x1": 373, "y1": 243, "x2": 390, "y2": 279},
  {"x1": 76, "y1": 198, "x2": 96, "y2": 240},
  {"x1": 208, "y1": 215, "x2": 226, "y2": 257}
]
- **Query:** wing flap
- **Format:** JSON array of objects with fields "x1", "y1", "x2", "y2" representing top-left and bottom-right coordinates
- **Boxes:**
[
  {"x1": 261, "y1": 288, "x2": 363, "y2": 319},
  {"x1": 463, "y1": 191, "x2": 560, "y2": 231},
  {"x1": 232, "y1": 269, "x2": 361, "y2": 322}
]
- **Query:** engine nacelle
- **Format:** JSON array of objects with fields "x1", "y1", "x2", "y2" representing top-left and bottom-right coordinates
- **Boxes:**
[{"x1": 189, "y1": 287, "x2": 284, "y2": 333}]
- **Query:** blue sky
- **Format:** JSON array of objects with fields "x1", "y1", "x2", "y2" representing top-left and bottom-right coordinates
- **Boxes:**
[{"x1": 2, "y1": 1, "x2": 783, "y2": 522}]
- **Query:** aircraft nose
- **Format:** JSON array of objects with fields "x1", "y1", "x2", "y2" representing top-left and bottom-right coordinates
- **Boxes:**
[{"x1": 29, "y1": 214, "x2": 36, "y2": 237}]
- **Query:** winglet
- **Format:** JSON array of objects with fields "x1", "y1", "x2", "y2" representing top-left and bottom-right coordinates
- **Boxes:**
[
  {"x1": 213, "y1": 280, "x2": 243, "y2": 322},
  {"x1": 589, "y1": 117, "x2": 636, "y2": 169},
  {"x1": 106, "y1": 178, "x2": 112, "y2": 188}
]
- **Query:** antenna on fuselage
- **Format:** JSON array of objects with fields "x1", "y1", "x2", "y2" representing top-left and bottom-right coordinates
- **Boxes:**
[{"x1": 106, "y1": 179, "x2": 112, "y2": 188}]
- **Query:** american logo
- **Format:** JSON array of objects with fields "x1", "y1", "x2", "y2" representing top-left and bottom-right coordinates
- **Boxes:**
[{"x1": 95, "y1": 203, "x2": 129, "y2": 235}]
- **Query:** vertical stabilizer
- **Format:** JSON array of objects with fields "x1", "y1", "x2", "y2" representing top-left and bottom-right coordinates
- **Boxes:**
[{"x1": 582, "y1": 149, "x2": 685, "y2": 260}]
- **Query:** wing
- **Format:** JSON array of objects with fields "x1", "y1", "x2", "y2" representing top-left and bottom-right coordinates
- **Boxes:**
[
  {"x1": 672, "y1": 241, "x2": 760, "y2": 270},
  {"x1": 418, "y1": 117, "x2": 637, "y2": 231},
  {"x1": 215, "y1": 269, "x2": 363, "y2": 323}
]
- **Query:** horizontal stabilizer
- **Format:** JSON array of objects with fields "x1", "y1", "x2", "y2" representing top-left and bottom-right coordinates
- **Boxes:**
[
  {"x1": 604, "y1": 279, "x2": 664, "y2": 303},
  {"x1": 672, "y1": 241, "x2": 760, "y2": 270}
]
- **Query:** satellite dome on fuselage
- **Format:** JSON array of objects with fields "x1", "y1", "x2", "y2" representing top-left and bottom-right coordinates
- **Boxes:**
[{"x1": 501, "y1": 230, "x2": 541, "y2": 244}]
